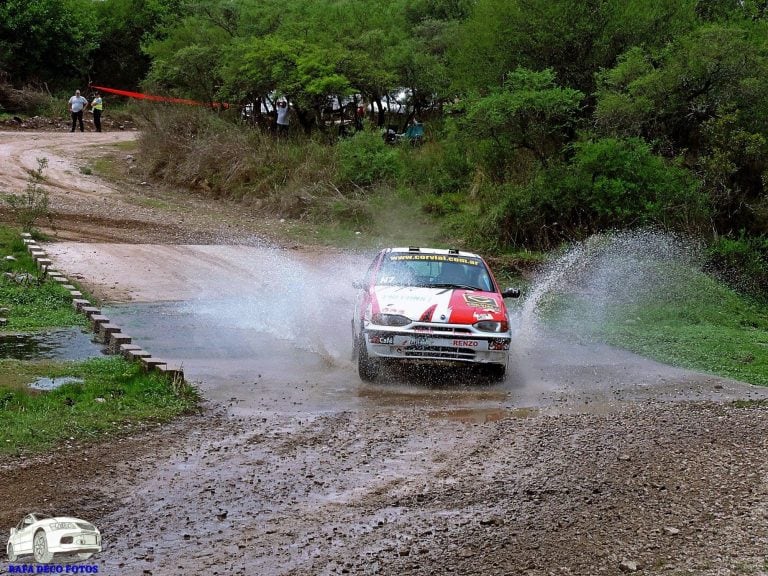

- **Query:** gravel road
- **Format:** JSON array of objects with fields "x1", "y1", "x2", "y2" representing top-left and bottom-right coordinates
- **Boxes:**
[{"x1": 1, "y1": 131, "x2": 767, "y2": 576}]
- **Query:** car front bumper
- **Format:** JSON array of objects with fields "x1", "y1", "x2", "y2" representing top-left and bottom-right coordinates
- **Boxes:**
[
  {"x1": 363, "y1": 328, "x2": 510, "y2": 366},
  {"x1": 52, "y1": 531, "x2": 101, "y2": 554}
]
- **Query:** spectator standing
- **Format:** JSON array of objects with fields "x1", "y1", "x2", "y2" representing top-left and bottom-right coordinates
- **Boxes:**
[
  {"x1": 90, "y1": 91, "x2": 103, "y2": 132},
  {"x1": 354, "y1": 101, "x2": 365, "y2": 131},
  {"x1": 68, "y1": 89, "x2": 89, "y2": 132},
  {"x1": 276, "y1": 100, "x2": 289, "y2": 136}
]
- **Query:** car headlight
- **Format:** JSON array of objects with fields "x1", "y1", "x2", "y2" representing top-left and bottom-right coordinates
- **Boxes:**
[
  {"x1": 51, "y1": 522, "x2": 78, "y2": 531},
  {"x1": 474, "y1": 320, "x2": 508, "y2": 333},
  {"x1": 370, "y1": 313, "x2": 411, "y2": 327}
]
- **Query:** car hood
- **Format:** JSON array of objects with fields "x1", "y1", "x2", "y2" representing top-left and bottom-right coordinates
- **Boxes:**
[
  {"x1": 51, "y1": 517, "x2": 98, "y2": 530},
  {"x1": 371, "y1": 285, "x2": 506, "y2": 324}
]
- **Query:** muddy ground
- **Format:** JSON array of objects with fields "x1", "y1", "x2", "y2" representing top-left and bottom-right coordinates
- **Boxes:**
[{"x1": 1, "y1": 131, "x2": 767, "y2": 575}]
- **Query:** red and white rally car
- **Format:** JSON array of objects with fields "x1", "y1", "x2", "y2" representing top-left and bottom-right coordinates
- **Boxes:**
[{"x1": 352, "y1": 246, "x2": 520, "y2": 381}]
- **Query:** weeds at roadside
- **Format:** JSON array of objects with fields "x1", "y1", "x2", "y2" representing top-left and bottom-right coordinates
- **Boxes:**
[{"x1": 3, "y1": 157, "x2": 52, "y2": 233}]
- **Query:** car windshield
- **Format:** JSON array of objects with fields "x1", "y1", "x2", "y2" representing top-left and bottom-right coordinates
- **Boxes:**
[{"x1": 376, "y1": 254, "x2": 493, "y2": 291}]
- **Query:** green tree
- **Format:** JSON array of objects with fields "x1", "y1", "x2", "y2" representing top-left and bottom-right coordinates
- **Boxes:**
[
  {"x1": 594, "y1": 22, "x2": 768, "y2": 235},
  {"x1": 90, "y1": 0, "x2": 187, "y2": 90},
  {"x1": 455, "y1": 67, "x2": 583, "y2": 176},
  {"x1": 450, "y1": 0, "x2": 697, "y2": 96},
  {"x1": 0, "y1": 0, "x2": 98, "y2": 88}
]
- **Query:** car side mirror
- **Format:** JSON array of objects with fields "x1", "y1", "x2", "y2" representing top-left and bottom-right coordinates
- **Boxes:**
[
  {"x1": 352, "y1": 280, "x2": 365, "y2": 290},
  {"x1": 502, "y1": 288, "x2": 521, "y2": 299}
]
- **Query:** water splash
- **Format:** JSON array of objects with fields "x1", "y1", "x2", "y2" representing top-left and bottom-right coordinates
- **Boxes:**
[
  {"x1": 184, "y1": 247, "x2": 369, "y2": 363},
  {"x1": 519, "y1": 229, "x2": 702, "y2": 340}
]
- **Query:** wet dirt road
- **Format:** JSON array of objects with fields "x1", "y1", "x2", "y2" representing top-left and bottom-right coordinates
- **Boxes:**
[
  {"x1": 43, "y1": 242, "x2": 765, "y2": 417},
  {"x1": 3, "y1": 131, "x2": 768, "y2": 575}
]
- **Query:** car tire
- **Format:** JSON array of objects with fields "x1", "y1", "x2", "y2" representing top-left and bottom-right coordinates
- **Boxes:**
[
  {"x1": 351, "y1": 320, "x2": 359, "y2": 361},
  {"x1": 7, "y1": 543, "x2": 16, "y2": 562},
  {"x1": 357, "y1": 336, "x2": 379, "y2": 382},
  {"x1": 33, "y1": 530, "x2": 53, "y2": 563}
]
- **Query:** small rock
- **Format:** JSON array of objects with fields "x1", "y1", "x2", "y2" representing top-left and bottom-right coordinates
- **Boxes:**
[
  {"x1": 663, "y1": 526, "x2": 680, "y2": 536},
  {"x1": 4, "y1": 255, "x2": 16, "y2": 261},
  {"x1": 95, "y1": 397, "x2": 106, "y2": 403},
  {"x1": 619, "y1": 559, "x2": 639, "y2": 572}
]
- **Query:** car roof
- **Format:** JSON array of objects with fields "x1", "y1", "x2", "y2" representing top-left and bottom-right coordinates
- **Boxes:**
[{"x1": 382, "y1": 246, "x2": 483, "y2": 259}]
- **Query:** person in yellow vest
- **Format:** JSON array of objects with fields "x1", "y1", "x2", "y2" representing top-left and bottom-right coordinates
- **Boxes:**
[{"x1": 90, "y1": 91, "x2": 103, "y2": 132}]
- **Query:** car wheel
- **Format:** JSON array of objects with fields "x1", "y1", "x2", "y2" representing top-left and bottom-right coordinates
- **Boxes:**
[
  {"x1": 351, "y1": 320, "x2": 359, "y2": 360},
  {"x1": 7, "y1": 543, "x2": 16, "y2": 562},
  {"x1": 77, "y1": 552, "x2": 94, "y2": 560},
  {"x1": 357, "y1": 335, "x2": 379, "y2": 382},
  {"x1": 33, "y1": 530, "x2": 53, "y2": 563}
]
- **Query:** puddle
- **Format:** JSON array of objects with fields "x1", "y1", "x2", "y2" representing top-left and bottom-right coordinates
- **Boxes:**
[
  {"x1": 0, "y1": 329, "x2": 106, "y2": 361},
  {"x1": 29, "y1": 376, "x2": 84, "y2": 391},
  {"x1": 429, "y1": 407, "x2": 538, "y2": 423}
]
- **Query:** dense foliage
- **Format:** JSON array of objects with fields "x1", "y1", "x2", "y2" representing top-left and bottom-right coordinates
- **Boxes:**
[{"x1": 1, "y1": 0, "x2": 766, "y2": 296}]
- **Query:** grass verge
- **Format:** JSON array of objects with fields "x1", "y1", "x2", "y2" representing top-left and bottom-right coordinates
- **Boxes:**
[
  {"x1": 1, "y1": 224, "x2": 201, "y2": 455},
  {"x1": 0, "y1": 356, "x2": 200, "y2": 456},
  {"x1": 544, "y1": 264, "x2": 768, "y2": 386},
  {"x1": 0, "y1": 227, "x2": 85, "y2": 331},
  {"x1": 602, "y1": 271, "x2": 768, "y2": 386}
]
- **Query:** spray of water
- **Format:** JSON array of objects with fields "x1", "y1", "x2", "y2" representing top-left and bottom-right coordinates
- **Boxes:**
[
  {"x1": 518, "y1": 229, "x2": 702, "y2": 342},
  {"x1": 184, "y1": 246, "x2": 370, "y2": 364}
]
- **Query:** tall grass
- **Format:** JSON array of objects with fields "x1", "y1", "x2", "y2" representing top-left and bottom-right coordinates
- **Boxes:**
[{"x1": 135, "y1": 104, "x2": 346, "y2": 218}]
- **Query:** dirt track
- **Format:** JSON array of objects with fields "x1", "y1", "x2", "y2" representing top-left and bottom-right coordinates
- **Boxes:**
[{"x1": 1, "y1": 131, "x2": 768, "y2": 575}]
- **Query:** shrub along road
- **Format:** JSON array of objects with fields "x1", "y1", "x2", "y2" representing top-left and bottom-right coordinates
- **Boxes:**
[{"x1": 1, "y1": 131, "x2": 767, "y2": 575}]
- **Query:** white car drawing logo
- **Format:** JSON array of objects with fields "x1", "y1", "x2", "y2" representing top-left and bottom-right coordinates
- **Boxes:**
[{"x1": 7, "y1": 513, "x2": 102, "y2": 563}]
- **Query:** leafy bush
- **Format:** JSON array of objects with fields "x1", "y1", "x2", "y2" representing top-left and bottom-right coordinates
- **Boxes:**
[
  {"x1": 707, "y1": 234, "x2": 768, "y2": 300},
  {"x1": 336, "y1": 129, "x2": 400, "y2": 186},
  {"x1": 398, "y1": 126, "x2": 472, "y2": 195},
  {"x1": 463, "y1": 137, "x2": 709, "y2": 249}
]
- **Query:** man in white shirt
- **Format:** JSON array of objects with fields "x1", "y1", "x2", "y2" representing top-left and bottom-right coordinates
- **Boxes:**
[
  {"x1": 68, "y1": 89, "x2": 89, "y2": 132},
  {"x1": 276, "y1": 100, "x2": 289, "y2": 135}
]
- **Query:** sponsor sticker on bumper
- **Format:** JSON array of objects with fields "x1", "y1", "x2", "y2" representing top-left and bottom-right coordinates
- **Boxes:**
[{"x1": 392, "y1": 335, "x2": 489, "y2": 350}]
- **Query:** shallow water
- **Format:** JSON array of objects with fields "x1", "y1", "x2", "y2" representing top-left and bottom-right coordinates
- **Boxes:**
[
  {"x1": 0, "y1": 328, "x2": 106, "y2": 361},
  {"x1": 29, "y1": 376, "x2": 84, "y2": 390}
]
